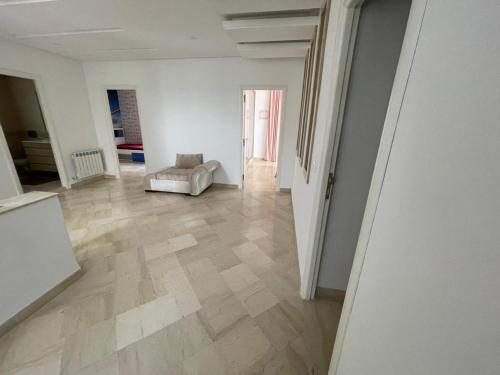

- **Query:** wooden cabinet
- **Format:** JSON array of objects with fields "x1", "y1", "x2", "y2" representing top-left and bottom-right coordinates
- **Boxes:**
[{"x1": 21, "y1": 139, "x2": 58, "y2": 172}]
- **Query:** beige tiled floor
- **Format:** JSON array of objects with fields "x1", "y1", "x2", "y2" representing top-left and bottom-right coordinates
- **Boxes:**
[
  {"x1": 244, "y1": 159, "x2": 278, "y2": 192},
  {"x1": 22, "y1": 179, "x2": 65, "y2": 193},
  {"x1": 0, "y1": 160, "x2": 342, "y2": 375}
]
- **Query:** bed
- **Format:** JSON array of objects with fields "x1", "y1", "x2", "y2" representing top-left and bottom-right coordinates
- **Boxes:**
[{"x1": 116, "y1": 143, "x2": 144, "y2": 162}]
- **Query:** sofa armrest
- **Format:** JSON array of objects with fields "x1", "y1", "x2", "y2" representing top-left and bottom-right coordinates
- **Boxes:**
[
  {"x1": 196, "y1": 160, "x2": 220, "y2": 173},
  {"x1": 190, "y1": 161, "x2": 219, "y2": 195}
]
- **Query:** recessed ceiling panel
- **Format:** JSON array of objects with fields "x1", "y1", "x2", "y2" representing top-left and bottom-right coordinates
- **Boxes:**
[
  {"x1": 237, "y1": 42, "x2": 309, "y2": 59},
  {"x1": 227, "y1": 25, "x2": 316, "y2": 43},
  {"x1": 223, "y1": 16, "x2": 317, "y2": 43},
  {"x1": 208, "y1": 0, "x2": 323, "y2": 15}
]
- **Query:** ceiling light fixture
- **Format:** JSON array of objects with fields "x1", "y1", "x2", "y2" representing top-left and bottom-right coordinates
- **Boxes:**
[
  {"x1": 14, "y1": 27, "x2": 123, "y2": 39},
  {"x1": 0, "y1": 0, "x2": 58, "y2": 6}
]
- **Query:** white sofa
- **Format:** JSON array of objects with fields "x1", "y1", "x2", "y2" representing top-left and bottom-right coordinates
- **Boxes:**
[{"x1": 144, "y1": 154, "x2": 220, "y2": 196}]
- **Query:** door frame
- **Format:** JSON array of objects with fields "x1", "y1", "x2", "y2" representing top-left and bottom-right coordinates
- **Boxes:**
[
  {"x1": 101, "y1": 84, "x2": 146, "y2": 178},
  {"x1": 241, "y1": 90, "x2": 249, "y2": 180},
  {"x1": 239, "y1": 85, "x2": 287, "y2": 190},
  {"x1": 242, "y1": 90, "x2": 256, "y2": 165},
  {"x1": 0, "y1": 68, "x2": 69, "y2": 192},
  {"x1": 309, "y1": 1, "x2": 362, "y2": 299},
  {"x1": 300, "y1": 0, "x2": 363, "y2": 300}
]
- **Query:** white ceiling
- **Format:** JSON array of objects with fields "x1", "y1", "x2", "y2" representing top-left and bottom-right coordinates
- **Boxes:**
[{"x1": 0, "y1": 0, "x2": 322, "y2": 61}]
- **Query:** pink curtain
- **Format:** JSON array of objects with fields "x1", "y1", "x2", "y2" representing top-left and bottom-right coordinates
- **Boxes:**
[{"x1": 265, "y1": 90, "x2": 282, "y2": 162}]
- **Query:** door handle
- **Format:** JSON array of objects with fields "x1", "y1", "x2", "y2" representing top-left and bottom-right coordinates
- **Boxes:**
[{"x1": 325, "y1": 173, "x2": 335, "y2": 199}]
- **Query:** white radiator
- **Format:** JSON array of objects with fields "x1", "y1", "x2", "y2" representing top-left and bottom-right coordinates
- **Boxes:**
[{"x1": 72, "y1": 149, "x2": 104, "y2": 181}]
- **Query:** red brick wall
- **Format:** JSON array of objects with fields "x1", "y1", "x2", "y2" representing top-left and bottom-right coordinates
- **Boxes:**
[{"x1": 117, "y1": 90, "x2": 142, "y2": 144}]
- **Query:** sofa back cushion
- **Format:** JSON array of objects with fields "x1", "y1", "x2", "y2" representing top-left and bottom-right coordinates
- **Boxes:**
[{"x1": 175, "y1": 153, "x2": 203, "y2": 169}]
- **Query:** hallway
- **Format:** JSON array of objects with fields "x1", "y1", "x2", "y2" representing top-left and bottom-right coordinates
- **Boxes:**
[
  {"x1": 0, "y1": 167, "x2": 342, "y2": 374},
  {"x1": 244, "y1": 159, "x2": 278, "y2": 192}
]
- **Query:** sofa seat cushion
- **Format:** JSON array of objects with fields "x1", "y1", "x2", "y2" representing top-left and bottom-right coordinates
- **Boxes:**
[{"x1": 156, "y1": 168, "x2": 193, "y2": 182}]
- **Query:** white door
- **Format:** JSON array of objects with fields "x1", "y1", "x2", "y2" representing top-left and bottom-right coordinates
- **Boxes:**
[{"x1": 244, "y1": 90, "x2": 255, "y2": 161}]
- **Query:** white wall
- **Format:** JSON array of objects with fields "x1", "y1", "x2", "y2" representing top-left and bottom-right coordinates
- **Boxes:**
[
  {"x1": 333, "y1": 0, "x2": 500, "y2": 374},
  {"x1": 0, "y1": 195, "x2": 80, "y2": 325},
  {"x1": 0, "y1": 37, "x2": 99, "y2": 195},
  {"x1": 83, "y1": 58, "x2": 304, "y2": 188},
  {"x1": 253, "y1": 90, "x2": 270, "y2": 158},
  {"x1": 0, "y1": 139, "x2": 18, "y2": 199}
]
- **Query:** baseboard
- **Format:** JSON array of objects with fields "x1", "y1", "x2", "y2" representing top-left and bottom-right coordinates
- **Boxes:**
[
  {"x1": 212, "y1": 183, "x2": 239, "y2": 189},
  {"x1": 0, "y1": 269, "x2": 82, "y2": 337},
  {"x1": 279, "y1": 187, "x2": 291, "y2": 193},
  {"x1": 315, "y1": 287, "x2": 346, "y2": 302},
  {"x1": 71, "y1": 175, "x2": 105, "y2": 188}
]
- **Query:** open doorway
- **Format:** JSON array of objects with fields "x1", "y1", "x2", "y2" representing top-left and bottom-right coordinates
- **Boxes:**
[
  {"x1": 242, "y1": 89, "x2": 284, "y2": 191},
  {"x1": 314, "y1": 0, "x2": 412, "y2": 298},
  {"x1": 0, "y1": 74, "x2": 62, "y2": 193},
  {"x1": 106, "y1": 89, "x2": 145, "y2": 175}
]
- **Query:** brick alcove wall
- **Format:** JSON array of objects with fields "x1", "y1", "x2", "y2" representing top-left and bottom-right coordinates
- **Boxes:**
[{"x1": 117, "y1": 90, "x2": 142, "y2": 144}]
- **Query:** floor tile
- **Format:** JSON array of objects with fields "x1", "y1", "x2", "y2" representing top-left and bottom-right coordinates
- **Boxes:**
[
  {"x1": 182, "y1": 344, "x2": 228, "y2": 375},
  {"x1": 246, "y1": 348, "x2": 302, "y2": 375},
  {"x1": 232, "y1": 241, "x2": 275, "y2": 275},
  {"x1": 4, "y1": 346, "x2": 63, "y2": 375},
  {"x1": 186, "y1": 259, "x2": 232, "y2": 304},
  {"x1": 72, "y1": 354, "x2": 119, "y2": 375},
  {"x1": 114, "y1": 249, "x2": 142, "y2": 280},
  {"x1": 243, "y1": 227, "x2": 268, "y2": 241},
  {"x1": 113, "y1": 276, "x2": 141, "y2": 315},
  {"x1": 115, "y1": 295, "x2": 182, "y2": 350},
  {"x1": 118, "y1": 314, "x2": 210, "y2": 374},
  {"x1": 61, "y1": 318, "x2": 116, "y2": 374},
  {"x1": 143, "y1": 234, "x2": 198, "y2": 261},
  {"x1": 61, "y1": 291, "x2": 114, "y2": 337},
  {"x1": 209, "y1": 249, "x2": 242, "y2": 272},
  {"x1": 1, "y1": 309, "x2": 65, "y2": 373},
  {"x1": 197, "y1": 294, "x2": 248, "y2": 340},
  {"x1": 184, "y1": 219, "x2": 209, "y2": 229},
  {"x1": 254, "y1": 304, "x2": 299, "y2": 351},
  {"x1": 236, "y1": 281, "x2": 279, "y2": 318},
  {"x1": 141, "y1": 296, "x2": 182, "y2": 337},
  {"x1": 220, "y1": 263, "x2": 259, "y2": 292},
  {"x1": 243, "y1": 253, "x2": 275, "y2": 275},
  {"x1": 150, "y1": 264, "x2": 202, "y2": 316},
  {"x1": 168, "y1": 234, "x2": 199, "y2": 252},
  {"x1": 215, "y1": 318, "x2": 272, "y2": 374}
]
